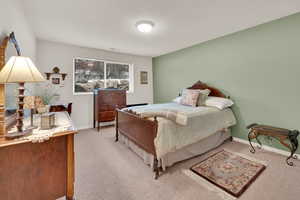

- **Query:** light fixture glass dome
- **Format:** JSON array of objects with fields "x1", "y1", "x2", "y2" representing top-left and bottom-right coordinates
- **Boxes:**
[{"x1": 136, "y1": 21, "x2": 154, "y2": 33}]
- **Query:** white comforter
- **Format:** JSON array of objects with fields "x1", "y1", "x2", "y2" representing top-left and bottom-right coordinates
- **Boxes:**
[{"x1": 125, "y1": 103, "x2": 236, "y2": 159}]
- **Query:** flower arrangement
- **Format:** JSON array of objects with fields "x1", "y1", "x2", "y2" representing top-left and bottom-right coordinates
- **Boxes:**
[
  {"x1": 37, "y1": 83, "x2": 60, "y2": 105},
  {"x1": 27, "y1": 83, "x2": 60, "y2": 105}
]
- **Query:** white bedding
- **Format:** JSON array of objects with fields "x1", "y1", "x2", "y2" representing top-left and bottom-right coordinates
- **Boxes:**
[{"x1": 124, "y1": 103, "x2": 236, "y2": 159}]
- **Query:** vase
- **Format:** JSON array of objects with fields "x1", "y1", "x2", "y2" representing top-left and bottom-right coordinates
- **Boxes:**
[{"x1": 37, "y1": 105, "x2": 50, "y2": 114}]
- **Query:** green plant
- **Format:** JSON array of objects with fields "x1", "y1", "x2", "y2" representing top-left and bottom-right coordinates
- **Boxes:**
[{"x1": 27, "y1": 83, "x2": 60, "y2": 105}]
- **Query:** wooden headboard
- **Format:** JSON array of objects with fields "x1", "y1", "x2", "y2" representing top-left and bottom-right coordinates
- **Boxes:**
[{"x1": 187, "y1": 81, "x2": 226, "y2": 98}]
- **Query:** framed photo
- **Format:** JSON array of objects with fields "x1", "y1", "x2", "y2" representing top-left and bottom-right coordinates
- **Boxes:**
[
  {"x1": 140, "y1": 71, "x2": 148, "y2": 84},
  {"x1": 52, "y1": 78, "x2": 60, "y2": 84}
]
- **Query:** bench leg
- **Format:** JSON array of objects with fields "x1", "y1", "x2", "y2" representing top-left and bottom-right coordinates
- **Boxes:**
[
  {"x1": 255, "y1": 136, "x2": 262, "y2": 149},
  {"x1": 248, "y1": 130, "x2": 256, "y2": 153},
  {"x1": 285, "y1": 136, "x2": 298, "y2": 166},
  {"x1": 287, "y1": 152, "x2": 296, "y2": 166}
]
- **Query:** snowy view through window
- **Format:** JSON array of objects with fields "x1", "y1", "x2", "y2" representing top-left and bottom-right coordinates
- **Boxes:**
[{"x1": 74, "y1": 58, "x2": 131, "y2": 94}]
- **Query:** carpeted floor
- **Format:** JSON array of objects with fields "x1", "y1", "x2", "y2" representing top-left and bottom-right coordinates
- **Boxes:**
[{"x1": 71, "y1": 127, "x2": 300, "y2": 200}]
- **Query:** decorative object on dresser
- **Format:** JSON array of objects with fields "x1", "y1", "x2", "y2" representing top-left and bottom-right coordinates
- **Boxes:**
[
  {"x1": 94, "y1": 89, "x2": 126, "y2": 131},
  {"x1": 247, "y1": 123, "x2": 299, "y2": 166},
  {"x1": 50, "y1": 103, "x2": 72, "y2": 116},
  {"x1": 37, "y1": 105, "x2": 50, "y2": 114},
  {"x1": 45, "y1": 66, "x2": 67, "y2": 86},
  {"x1": 0, "y1": 56, "x2": 45, "y2": 138},
  {"x1": 40, "y1": 112, "x2": 55, "y2": 130},
  {"x1": 116, "y1": 80, "x2": 234, "y2": 179},
  {"x1": 24, "y1": 96, "x2": 45, "y2": 128},
  {"x1": 34, "y1": 83, "x2": 60, "y2": 105}
]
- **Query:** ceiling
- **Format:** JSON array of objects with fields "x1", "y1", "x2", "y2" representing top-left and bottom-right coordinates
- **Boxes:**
[{"x1": 20, "y1": 0, "x2": 300, "y2": 57}]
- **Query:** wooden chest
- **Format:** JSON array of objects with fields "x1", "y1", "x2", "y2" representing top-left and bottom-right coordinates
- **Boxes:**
[{"x1": 93, "y1": 89, "x2": 126, "y2": 131}]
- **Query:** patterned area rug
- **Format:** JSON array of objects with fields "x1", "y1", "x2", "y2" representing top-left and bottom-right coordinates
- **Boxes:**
[{"x1": 190, "y1": 150, "x2": 266, "y2": 198}]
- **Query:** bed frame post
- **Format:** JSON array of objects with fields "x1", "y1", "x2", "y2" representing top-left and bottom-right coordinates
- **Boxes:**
[
  {"x1": 153, "y1": 116, "x2": 160, "y2": 179},
  {"x1": 115, "y1": 109, "x2": 119, "y2": 142},
  {"x1": 153, "y1": 157, "x2": 159, "y2": 179}
]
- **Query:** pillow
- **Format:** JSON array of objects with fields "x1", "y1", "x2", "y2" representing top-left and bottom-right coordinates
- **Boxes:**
[
  {"x1": 172, "y1": 96, "x2": 182, "y2": 104},
  {"x1": 204, "y1": 96, "x2": 234, "y2": 110},
  {"x1": 180, "y1": 90, "x2": 200, "y2": 107},
  {"x1": 181, "y1": 89, "x2": 210, "y2": 106},
  {"x1": 197, "y1": 89, "x2": 210, "y2": 106}
]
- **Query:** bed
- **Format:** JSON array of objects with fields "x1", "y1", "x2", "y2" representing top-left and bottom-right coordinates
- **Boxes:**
[{"x1": 115, "y1": 81, "x2": 236, "y2": 179}]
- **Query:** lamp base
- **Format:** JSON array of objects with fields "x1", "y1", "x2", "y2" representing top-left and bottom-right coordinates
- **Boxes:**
[{"x1": 5, "y1": 127, "x2": 33, "y2": 139}]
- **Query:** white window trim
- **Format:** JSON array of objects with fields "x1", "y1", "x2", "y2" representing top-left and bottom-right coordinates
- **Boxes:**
[{"x1": 73, "y1": 57, "x2": 134, "y2": 95}]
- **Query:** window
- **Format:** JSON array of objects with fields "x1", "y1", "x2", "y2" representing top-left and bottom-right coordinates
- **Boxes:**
[{"x1": 73, "y1": 58, "x2": 133, "y2": 94}]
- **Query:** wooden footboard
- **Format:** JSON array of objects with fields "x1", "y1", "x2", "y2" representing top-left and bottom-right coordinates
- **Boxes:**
[{"x1": 115, "y1": 108, "x2": 160, "y2": 178}]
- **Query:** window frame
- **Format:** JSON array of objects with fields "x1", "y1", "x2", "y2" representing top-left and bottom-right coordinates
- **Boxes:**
[{"x1": 73, "y1": 57, "x2": 134, "y2": 95}]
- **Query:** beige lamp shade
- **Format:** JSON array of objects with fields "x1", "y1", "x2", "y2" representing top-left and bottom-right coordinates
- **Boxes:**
[{"x1": 0, "y1": 56, "x2": 45, "y2": 83}]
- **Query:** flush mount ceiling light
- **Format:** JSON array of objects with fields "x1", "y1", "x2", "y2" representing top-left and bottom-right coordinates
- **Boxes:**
[{"x1": 136, "y1": 21, "x2": 154, "y2": 33}]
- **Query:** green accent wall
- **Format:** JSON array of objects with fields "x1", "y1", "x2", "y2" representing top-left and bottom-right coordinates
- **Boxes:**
[{"x1": 153, "y1": 13, "x2": 300, "y2": 153}]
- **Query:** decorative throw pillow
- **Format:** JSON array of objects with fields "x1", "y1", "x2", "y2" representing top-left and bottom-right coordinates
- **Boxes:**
[
  {"x1": 197, "y1": 89, "x2": 210, "y2": 106},
  {"x1": 180, "y1": 90, "x2": 200, "y2": 107},
  {"x1": 181, "y1": 89, "x2": 211, "y2": 106}
]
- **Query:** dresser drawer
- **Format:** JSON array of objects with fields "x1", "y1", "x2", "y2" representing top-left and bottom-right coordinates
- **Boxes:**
[
  {"x1": 99, "y1": 105, "x2": 114, "y2": 112},
  {"x1": 99, "y1": 111, "x2": 115, "y2": 122}
]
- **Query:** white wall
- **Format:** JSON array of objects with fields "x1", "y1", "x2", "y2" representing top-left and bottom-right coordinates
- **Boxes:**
[
  {"x1": 0, "y1": 0, "x2": 36, "y2": 60},
  {"x1": 0, "y1": 0, "x2": 36, "y2": 108},
  {"x1": 36, "y1": 40, "x2": 153, "y2": 129}
]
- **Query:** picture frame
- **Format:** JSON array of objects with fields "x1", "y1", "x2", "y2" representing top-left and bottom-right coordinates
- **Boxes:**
[
  {"x1": 140, "y1": 71, "x2": 148, "y2": 84},
  {"x1": 52, "y1": 78, "x2": 60, "y2": 85}
]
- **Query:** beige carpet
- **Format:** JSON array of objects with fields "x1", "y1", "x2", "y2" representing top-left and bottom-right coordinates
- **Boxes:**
[{"x1": 71, "y1": 127, "x2": 300, "y2": 200}]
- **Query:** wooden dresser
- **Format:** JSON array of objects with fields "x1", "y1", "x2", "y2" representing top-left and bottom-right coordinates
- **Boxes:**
[
  {"x1": 94, "y1": 89, "x2": 126, "y2": 131},
  {"x1": 0, "y1": 112, "x2": 77, "y2": 200}
]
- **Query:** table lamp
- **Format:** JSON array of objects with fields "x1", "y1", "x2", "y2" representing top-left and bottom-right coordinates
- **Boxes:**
[{"x1": 0, "y1": 56, "x2": 45, "y2": 138}]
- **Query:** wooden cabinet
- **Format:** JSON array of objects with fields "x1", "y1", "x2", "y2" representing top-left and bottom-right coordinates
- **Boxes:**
[
  {"x1": 94, "y1": 89, "x2": 126, "y2": 131},
  {"x1": 0, "y1": 112, "x2": 77, "y2": 200}
]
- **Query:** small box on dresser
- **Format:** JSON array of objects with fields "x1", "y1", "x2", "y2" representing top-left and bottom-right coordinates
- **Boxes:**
[{"x1": 40, "y1": 113, "x2": 55, "y2": 130}]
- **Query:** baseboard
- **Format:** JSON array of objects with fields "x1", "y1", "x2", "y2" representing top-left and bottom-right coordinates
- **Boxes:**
[
  {"x1": 77, "y1": 125, "x2": 93, "y2": 130},
  {"x1": 232, "y1": 137, "x2": 300, "y2": 160},
  {"x1": 77, "y1": 122, "x2": 115, "y2": 131}
]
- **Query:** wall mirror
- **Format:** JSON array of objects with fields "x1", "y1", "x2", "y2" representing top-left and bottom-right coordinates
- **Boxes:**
[
  {"x1": 5, "y1": 33, "x2": 20, "y2": 110},
  {"x1": 0, "y1": 32, "x2": 21, "y2": 135}
]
